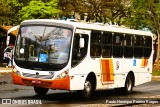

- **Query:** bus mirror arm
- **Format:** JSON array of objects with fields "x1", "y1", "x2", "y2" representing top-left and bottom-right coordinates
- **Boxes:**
[
  {"x1": 76, "y1": 38, "x2": 84, "y2": 59},
  {"x1": 79, "y1": 38, "x2": 84, "y2": 48}
]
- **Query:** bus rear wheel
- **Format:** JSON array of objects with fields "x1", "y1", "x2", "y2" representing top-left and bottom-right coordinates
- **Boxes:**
[
  {"x1": 34, "y1": 87, "x2": 49, "y2": 96},
  {"x1": 124, "y1": 74, "x2": 134, "y2": 94}
]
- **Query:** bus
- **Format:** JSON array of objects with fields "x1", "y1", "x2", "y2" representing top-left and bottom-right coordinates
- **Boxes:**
[{"x1": 12, "y1": 19, "x2": 153, "y2": 98}]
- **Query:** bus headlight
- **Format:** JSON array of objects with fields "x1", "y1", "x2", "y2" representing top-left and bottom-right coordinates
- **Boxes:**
[
  {"x1": 55, "y1": 71, "x2": 69, "y2": 79},
  {"x1": 12, "y1": 67, "x2": 20, "y2": 75}
]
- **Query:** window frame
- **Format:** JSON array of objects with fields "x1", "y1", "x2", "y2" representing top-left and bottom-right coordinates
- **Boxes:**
[
  {"x1": 124, "y1": 34, "x2": 133, "y2": 58},
  {"x1": 133, "y1": 35, "x2": 144, "y2": 58},
  {"x1": 143, "y1": 36, "x2": 152, "y2": 58},
  {"x1": 101, "y1": 31, "x2": 113, "y2": 58},
  {"x1": 90, "y1": 30, "x2": 102, "y2": 58},
  {"x1": 113, "y1": 33, "x2": 124, "y2": 58}
]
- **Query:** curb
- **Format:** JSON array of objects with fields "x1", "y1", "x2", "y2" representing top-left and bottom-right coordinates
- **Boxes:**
[
  {"x1": 0, "y1": 70, "x2": 12, "y2": 74},
  {"x1": 152, "y1": 76, "x2": 160, "y2": 79}
]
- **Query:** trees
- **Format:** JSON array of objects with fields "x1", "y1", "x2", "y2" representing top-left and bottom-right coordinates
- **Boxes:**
[
  {"x1": 125, "y1": 0, "x2": 160, "y2": 31},
  {"x1": 0, "y1": 0, "x2": 32, "y2": 25},
  {"x1": 0, "y1": 0, "x2": 14, "y2": 25},
  {"x1": 0, "y1": 0, "x2": 61, "y2": 25},
  {"x1": 58, "y1": 0, "x2": 129, "y2": 25},
  {"x1": 19, "y1": 0, "x2": 61, "y2": 20}
]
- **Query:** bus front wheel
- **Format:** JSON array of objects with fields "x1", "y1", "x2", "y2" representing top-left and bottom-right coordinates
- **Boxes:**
[
  {"x1": 79, "y1": 78, "x2": 94, "y2": 99},
  {"x1": 34, "y1": 87, "x2": 49, "y2": 96}
]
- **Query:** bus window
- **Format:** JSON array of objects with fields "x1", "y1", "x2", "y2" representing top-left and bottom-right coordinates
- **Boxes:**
[
  {"x1": 90, "y1": 31, "x2": 101, "y2": 57},
  {"x1": 134, "y1": 35, "x2": 143, "y2": 58},
  {"x1": 113, "y1": 33, "x2": 124, "y2": 58},
  {"x1": 144, "y1": 36, "x2": 152, "y2": 58},
  {"x1": 72, "y1": 33, "x2": 88, "y2": 67},
  {"x1": 124, "y1": 34, "x2": 133, "y2": 58},
  {"x1": 102, "y1": 32, "x2": 112, "y2": 58}
]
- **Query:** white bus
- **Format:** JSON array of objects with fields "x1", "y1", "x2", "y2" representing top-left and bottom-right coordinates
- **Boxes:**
[{"x1": 12, "y1": 19, "x2": 153, "y2": 98}]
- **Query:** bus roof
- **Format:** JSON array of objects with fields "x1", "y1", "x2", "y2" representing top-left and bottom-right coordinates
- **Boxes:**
[{"x1": 21, "y1": 19, "x2": 153, "y2": 37}]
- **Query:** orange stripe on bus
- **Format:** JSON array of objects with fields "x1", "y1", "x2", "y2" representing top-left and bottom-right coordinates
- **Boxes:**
[
  {"x1": 109, "y1": 59, "x2": 114, "y2": 81},
  {"x1": 101, "y1": 59, "x2": 114, "y2": 84},
  {"x1": 144, "y1": 59, "x2": 148, "y2": 67},
  {"x1": 101, "y1": 60, "x2": 107, "y2": 82},
  {"x1": 141, "y1": 59, "x2": 144, "y2": 67},
  {"x1": 105, "y1": 60, "x2": 110, "y2": 81},
  {"x1": 141, "y1": 58, "x2": 148, "y2": 68}
]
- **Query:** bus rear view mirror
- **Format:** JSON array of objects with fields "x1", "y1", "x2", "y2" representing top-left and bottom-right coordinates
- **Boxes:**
[
  {"x1": 79, "y1": 38, "x2": 84, "y2": 48},
  {"x1": 6, "y1": 36, "x2": 10, "y2": 46},
  {"x1": 6, "y1": 25, "x2": 19, "y2": 46}
]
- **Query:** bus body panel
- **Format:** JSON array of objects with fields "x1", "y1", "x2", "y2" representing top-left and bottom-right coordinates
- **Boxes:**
[{"x1": 69, "y1": 58, "x2": 91, "y2": 90}]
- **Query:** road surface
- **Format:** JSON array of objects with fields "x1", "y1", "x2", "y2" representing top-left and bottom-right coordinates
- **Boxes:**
[{"x1": 0, "y1": 73, "x2": 160, "y2": 107}]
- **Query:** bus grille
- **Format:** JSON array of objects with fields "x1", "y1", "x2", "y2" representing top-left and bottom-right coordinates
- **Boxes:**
[
  {"x1": 22, "y1": 79, "x2": 52, "y2": 87},
  {"x1": 22, "y1": 72, "x2": 54, "y2": 79}
]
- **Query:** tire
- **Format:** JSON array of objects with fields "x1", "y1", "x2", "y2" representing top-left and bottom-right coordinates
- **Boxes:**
[
  {"x1": 34, "y1": 87, "x2": 49, "y2": 97},
  {"x1": 79, "y1": 78, "x2": 94, "y2": 99},
  {"x1": 123, "y1": 74, "x2": 134, "y2": 94}
]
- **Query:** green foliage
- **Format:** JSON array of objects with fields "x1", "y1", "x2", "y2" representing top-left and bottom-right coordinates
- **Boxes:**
[
  {"x1": 0, "y1": 0, "x2": 61, "y2": 25},
  {"x1": 0, "y1": 0, "x2": 13, "y2": 25},
  {"x1": 124, "y1": 0, "x2": 160, "y2": 32},
  {"x1": 152, "y1": 69, "x2": 160, "y2": 76},
  {"x1": 0, "y1": 0, "x2": 32, "y2": 25},
  {"x1": 58, "y1": 0, "x2": 129, "y2": 25},
  {"x1": 19, "y1": 0, "x2": 61, "y2": 20}
]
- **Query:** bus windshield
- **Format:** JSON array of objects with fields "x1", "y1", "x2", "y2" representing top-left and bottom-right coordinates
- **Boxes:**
[{"x1": 14, "y1": 25, "x2": 72, "y2": 70}]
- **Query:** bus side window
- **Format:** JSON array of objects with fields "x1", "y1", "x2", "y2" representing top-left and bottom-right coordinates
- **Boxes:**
[
  {"x1": 144, "y1": 36, "x2": 152, "y2": 58},
  {"x1": 134, "y1": 35, "x2": 143, "y2": 58},
  {"x1": 124, "y1": 34, "x2": 133, "y2": 58},
  {"x1": 113, "y1": 33, "x2": 124, "y2": 58},
  {"x1": 90, "y1": 30, "x2": 101, "y2": 57},
  {"x1": 102, "y1": 32, "x2": 112, "y2": 58}
]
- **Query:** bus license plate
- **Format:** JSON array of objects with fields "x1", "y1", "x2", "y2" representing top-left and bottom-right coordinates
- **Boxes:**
[{"x1": 32, "y1": 80, "x2": 41, "y2": 84}]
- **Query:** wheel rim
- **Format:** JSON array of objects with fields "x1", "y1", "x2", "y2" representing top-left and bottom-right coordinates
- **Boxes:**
[
  {"x1": 84, "y1": 81, "x2": 91, "y2": 95},
  {"x1": 127, "y1": 78, "x2": 132, "y2": 92}
]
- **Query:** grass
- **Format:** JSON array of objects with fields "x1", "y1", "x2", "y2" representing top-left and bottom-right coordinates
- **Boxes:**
[{"x1": 152, "y1": 68, "x2": 160, "y2": 76}]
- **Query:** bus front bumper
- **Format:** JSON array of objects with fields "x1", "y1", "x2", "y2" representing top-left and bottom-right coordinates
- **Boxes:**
[{"x1": 12, "y1": 72, "x2": 70, "y2": 90}]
